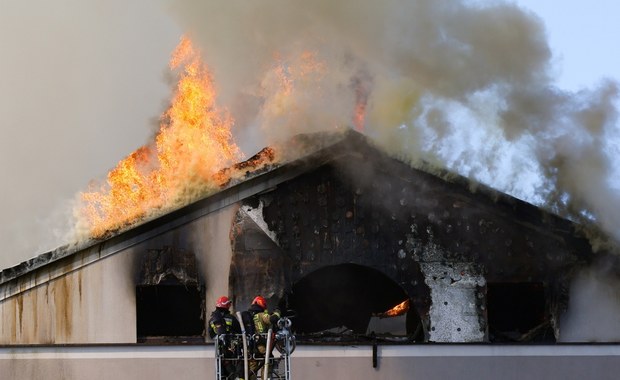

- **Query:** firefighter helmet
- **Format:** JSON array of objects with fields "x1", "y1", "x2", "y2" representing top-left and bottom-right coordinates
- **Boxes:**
[
  {"x1": 216, "y1": 296, "x2": 232, "y2": 309},
  {"x1": 252, "y1": 295, "x2": 267, "y2": 309}
]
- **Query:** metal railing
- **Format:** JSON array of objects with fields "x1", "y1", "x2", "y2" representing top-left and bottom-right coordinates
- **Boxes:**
[{"x1": 215, "y1": 318, "x2": 295, "y2": 380}]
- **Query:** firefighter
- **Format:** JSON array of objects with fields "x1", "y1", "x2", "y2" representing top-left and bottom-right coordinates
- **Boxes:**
[
  {"x1": 241, "y1": 296, "x2": 281, "y2": 379},
  {"x1": 209, "y1": 296, "x2": 242, "y2": 379}
]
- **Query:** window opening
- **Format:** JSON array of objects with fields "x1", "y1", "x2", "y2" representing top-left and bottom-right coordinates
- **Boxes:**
[
  {"x1": 136, "y1": 246, "x2": 205, "y2": 343},
  {"x1": 487, "y1": 282, "x2": 554, "y2": 342}
]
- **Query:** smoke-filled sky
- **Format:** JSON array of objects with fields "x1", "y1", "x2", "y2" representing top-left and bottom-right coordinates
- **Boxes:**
[{"x1": 0, "y1": 0, "x2": 619, "y2": 270}]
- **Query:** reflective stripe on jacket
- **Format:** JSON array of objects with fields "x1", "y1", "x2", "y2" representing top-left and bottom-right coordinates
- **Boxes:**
[
  {"x1": 210, "y1": 315, "x2": 235, "y2": 334},
  {"x1": 252, "y1": 309, "x2": 281, "y2": 333}
]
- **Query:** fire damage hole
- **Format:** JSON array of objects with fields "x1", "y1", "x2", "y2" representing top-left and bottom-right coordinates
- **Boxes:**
[
  {"x1": 487, "y1": 282, "x2": 555, "y2": 342},
  {"x1": 136, "y1": 246, "x2": 205, "y2": 343},
  {"x1": 281, "y1": 263, "x2": 422, "y2": 342}
]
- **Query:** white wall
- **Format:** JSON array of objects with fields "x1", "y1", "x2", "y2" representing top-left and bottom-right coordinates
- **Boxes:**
[{"x1": 0, "y1": 249, "x2": 137, "y2": 344}]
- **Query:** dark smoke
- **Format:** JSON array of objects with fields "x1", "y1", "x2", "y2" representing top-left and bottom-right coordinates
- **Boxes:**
[
  {"x1": 169, "y1": 0, "x2": 620, "y2": 342},
  {"x1": 168, "y1": 0, "x2": 619, "y2": 247}
]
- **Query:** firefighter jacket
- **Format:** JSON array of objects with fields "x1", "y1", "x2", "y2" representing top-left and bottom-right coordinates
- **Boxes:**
[
  {"x1": 208, "y1": 307, "x2": 241, "y2": 339},
  {"x1": 242, "y1": 304, "x2": 281, "y2": 334}
]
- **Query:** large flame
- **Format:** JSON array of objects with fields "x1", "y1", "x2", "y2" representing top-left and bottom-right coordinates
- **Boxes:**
[
  {"x1": 75, "y1": 40, "x2": 364, "y2": 239},
  {"x1": 78, "y1": 36, "x2": 243, "y2": 238}
]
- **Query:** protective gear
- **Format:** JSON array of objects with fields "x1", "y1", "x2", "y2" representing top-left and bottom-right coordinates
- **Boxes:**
[
  {"x1": 252, "y1": 296, "x2": 267, "y2": 310},
  {"x1": 253, "y1": 309, "x2": 282, "y2": 334},
  {"x1": 208, "y1": 306, "x2": 243, "y2": 379},
  {"x1": 243, "y1": 300, "x2": 281, "y2": 380},
  {"x1": 216, "y1": 295, "x2": 232, "y2": 309},
  {"x1": 208, "y1": 308, "x2": 240, "y2": 338}
]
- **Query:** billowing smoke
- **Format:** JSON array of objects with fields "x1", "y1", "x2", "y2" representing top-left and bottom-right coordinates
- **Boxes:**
[
  {"x1": 168, "y1": 0, "x2": 620, "y2": 342},
  {"x1": 168, "y1": 0, "x2": 619, "y2": 248},
  {"x1": 559, "y1": 258, "x2": 620, "y2": 342}
]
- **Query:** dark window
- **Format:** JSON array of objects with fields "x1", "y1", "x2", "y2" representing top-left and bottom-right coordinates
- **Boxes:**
[
  {"x1": 487, "y1": 282, "x2": 554, "y2": 342},
  {"x1": 136, "y1": 284, "x2": 204, "y2": 341},
  {"x1": 135, "y1": 247, "x2": 205, "y2": 343}
]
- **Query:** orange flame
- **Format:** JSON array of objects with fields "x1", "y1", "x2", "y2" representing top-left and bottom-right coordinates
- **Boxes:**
[
  {"x1": 352, "y1": 71, "x2": 371, "y2": 132},
  {"x1": 260, "y1": 51, "x2": 327, "y2": 122},
  {"x1": 379, "y1": 299, "x2": 410, "y2": 318},
  {"x1": 78, "y1": 36, "x2": 243, "y2": 238},
  {"x1": 353, "y1": 97, "x2": 366, "y2": 132}
]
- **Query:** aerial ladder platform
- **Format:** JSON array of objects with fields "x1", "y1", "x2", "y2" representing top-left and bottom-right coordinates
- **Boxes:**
[{"x1": 215, "y1": 317, "x2": 295, "y2": 380}]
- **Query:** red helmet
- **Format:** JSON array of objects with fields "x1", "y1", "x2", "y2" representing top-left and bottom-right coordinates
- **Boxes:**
[
  {"x1": 252, "y1": 296, "x2": 267, "y2": 309},
  {"x1": 216, "y1": 296, "x2": 232, "y2": 309}
]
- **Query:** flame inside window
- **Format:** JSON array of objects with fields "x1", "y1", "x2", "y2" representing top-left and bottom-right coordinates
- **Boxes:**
[{"x1": 378, "y1": 299, "x2": 410, "y2": 318}]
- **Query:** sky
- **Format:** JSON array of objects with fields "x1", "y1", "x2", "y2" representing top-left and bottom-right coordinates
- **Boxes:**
[
  {"x1": 0, "y1": 0, "x2": 619, "y2": 270},
  {"x1": 0, "y1": 0, "x2": 182, "y2": 268},
  {"x1": 513, "y1": 0, "x2": 620, "y2": 91}
]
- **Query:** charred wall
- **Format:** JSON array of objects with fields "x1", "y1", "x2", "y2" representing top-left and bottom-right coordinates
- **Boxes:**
[
  {"x1": 0, "y1": 133, "x2": 593, "y2": 345},
  {"x1": 0, "y1": 202, "x2": 240, "y2": 345},
  {"x1": 135, "y1": 246, "x2": 204, "y2": 342},
  {"x1": 231, "y1": 146, "x2": 591, "y2": 342}
]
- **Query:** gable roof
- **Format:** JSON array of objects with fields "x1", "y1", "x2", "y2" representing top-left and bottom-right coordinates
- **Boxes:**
[{"x1": 0, "y1": 129, "x2": 592, "y2": 299}]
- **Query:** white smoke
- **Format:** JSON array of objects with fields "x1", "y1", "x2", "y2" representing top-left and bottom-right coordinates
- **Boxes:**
[{"x1": 560, "y1": 260, "x2": 620, "y2": 342}]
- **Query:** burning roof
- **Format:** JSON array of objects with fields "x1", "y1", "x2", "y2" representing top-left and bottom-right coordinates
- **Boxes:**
[
  {"x1": 0, "y1": 129, "x2": 353, "y2": 285},
  {"x1": 0, "y1": 124, "x2": 609, "y2": 345},
  {"x1": 0, "y1": 39, "x2": 610, "y2": 343},
  {"x1": 0, "y1": 128, "x2": 596, "y2": 287}
]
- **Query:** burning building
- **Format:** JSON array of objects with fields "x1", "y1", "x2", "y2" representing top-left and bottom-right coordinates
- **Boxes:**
[
  {"x1": 3, "y1": 1, "x2": 620, "y2": 370},
  {"x1": 1, "y1": 129, "x2": 619, "y2": 379}
]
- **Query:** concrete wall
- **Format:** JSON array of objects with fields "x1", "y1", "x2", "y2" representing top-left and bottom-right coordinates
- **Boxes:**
[
  {"x1": 1, "y1": 344, "x2": 619, "y2": 380},
  {"x1": 0, "y1": 346, "x2": 208, "y2": 380},
  {"x1": 0, "y1": 250, "x2": 137, "y2": 344},
  {"x1": 0, "y1": 204, "x2": 239, "y2": 345},
  {"x1": 133, "y1": 204, "x2": 239, "y2": 336}
]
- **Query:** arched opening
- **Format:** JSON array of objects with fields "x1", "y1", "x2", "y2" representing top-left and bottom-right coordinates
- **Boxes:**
[{"x1": 280, "y1": 263, "x2": 423, "y2": 341}]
